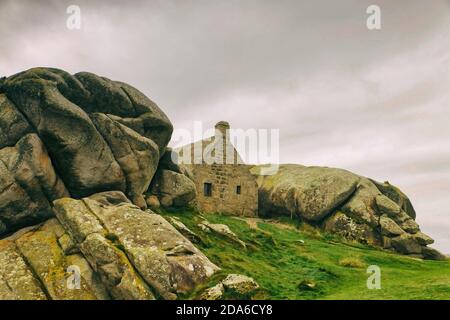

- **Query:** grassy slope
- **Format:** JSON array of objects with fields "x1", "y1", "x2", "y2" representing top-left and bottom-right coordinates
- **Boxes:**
[{"x1": 159, "y1": 209, "x2": 450, "y2": 300}]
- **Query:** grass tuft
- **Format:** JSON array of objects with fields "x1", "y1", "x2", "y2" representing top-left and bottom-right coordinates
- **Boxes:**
[{"x1": 338, "y1": 257, "x2": 366, "y2": 269}]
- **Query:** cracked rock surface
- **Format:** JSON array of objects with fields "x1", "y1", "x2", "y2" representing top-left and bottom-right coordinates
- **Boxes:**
[
  {"x1": 0, "y1": 191, "x2": 219, "y2": 300},
  {"x1": 257, "y1": 164, "x2": 444, "y2": 259},
  {"x1": 0, "y1": 68, "x2": 173, "y2": 235}
]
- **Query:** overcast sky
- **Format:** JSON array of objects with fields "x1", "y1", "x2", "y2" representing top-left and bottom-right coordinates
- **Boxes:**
[{"x1": 0, "y1": 0, "x2": 449, "y2": 253}]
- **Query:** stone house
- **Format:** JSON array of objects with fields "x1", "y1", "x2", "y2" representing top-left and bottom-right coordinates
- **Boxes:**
[{"x1": 175, "y1": 121, "x2": 258, "y2": 216}]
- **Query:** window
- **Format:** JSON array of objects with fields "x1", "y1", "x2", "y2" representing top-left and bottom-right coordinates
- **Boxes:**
[
  {"x1": 204, "y1": 183, "x2": 212, "y2": 197},
  {"x1": 236, "y1": 185, "x2": 241, "y2": 195}
]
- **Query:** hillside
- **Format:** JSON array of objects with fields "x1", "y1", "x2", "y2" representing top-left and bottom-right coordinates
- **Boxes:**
[{"x1": 158, "y1": 209, "x2": 450, "y2": 300}]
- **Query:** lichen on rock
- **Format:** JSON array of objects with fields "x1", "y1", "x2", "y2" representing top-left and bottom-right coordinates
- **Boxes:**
[
  {"x1": 200, "y1": 274, "x2": 259, "y2": 300},
  {"x1": 54, "y1": 191, "x2": 219, "y2": 299},
  {"x1": 257, "y1": 164, "x2": 443, "y2": 259}
]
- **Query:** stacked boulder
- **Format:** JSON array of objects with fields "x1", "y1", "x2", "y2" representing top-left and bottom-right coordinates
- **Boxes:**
[
  {"x1": 258, "y1": 164, "x2": 445, "y2": 260},
  {"x1": 0, "y1": 68, "x2": 219, "y2": 299},
  {"x1": 0, "y1": 67, "x2": 191, "y2": 236},
  {"x1": 146, "y1": 148, "x2": 197, "y2": 209}
]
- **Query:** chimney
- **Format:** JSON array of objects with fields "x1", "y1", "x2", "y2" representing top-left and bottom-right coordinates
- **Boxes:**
[
  {"x1": 214, "y1": 121, "x2": 230, "y2": 164},
  {"x1": 214, "y1": 121, "x2": 230, "y2": 138}
]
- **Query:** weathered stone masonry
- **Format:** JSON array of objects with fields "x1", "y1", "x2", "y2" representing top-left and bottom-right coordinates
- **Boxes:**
[{"x1": 177, "y1": 122, "x2": 258, "y2": 217}]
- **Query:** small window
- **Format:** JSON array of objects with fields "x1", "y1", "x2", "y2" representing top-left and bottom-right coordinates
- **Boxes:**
[
  {"x1": 204, "y1": 183, "x2": 212, "y2": 197},
  {"x1": 236, "y1": 185, "x2": 241, "y2": 195}
]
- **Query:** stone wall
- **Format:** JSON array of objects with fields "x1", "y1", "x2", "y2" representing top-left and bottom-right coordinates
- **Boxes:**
[
  {"x1": 175, "y1": 121, "x2": 259, "y2": 217},
  {"x1": 188, "y1": 163, "x2": 258, "y2": 217}
]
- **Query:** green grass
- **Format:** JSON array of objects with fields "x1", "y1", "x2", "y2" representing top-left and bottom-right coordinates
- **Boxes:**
[{"x1": 158, "y1": 209, "x2": 450, "y2": 300}]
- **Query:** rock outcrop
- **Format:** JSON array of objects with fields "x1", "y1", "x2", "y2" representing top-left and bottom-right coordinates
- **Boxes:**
[
  {"x1": 0, "y1": 219, "x2": 109, "y2": 300},
  {"x1": 259, "y1": 165, "x2": 359, "y2": 221},
  {"x1": 168, "y1": 216, "x2": 202, "y2": 244},
  {"x1": 200, "y1": 274, "x2": 260, "y2": 300},
  {"x1": 147, "y1": 148, "x2": 197, "y2": 208},
  {"x1": 0, "y1": 68, "x2": 173, "y2": 236},
  {"x1": 198, "y1": 220, "x2": 247, "y2": 248},
  {"x1": 0, "y1": 191, "x2": 219, "y2": 300},
  {"x1": 258, "y1": 164, "x2": 443, "y2": 259},
  {"x1": 0, "y1": 133, "x2": 69, "y2": 234}
]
